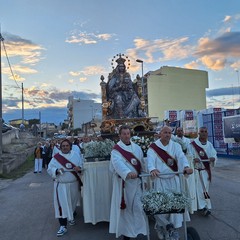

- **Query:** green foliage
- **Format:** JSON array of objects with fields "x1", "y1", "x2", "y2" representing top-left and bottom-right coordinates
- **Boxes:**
[{"x1": 28, "y1": 119, "x2": 40, "y2": 126}]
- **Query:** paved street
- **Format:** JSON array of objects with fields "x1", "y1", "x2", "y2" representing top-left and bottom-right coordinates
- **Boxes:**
[{"x1": 0, "y1": 157, "x2": 240, "y2": 240}]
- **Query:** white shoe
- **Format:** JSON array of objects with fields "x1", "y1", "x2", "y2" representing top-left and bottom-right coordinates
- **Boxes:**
[
  {"x1": 68, "y1": 219, "x2": 76, "y2": 226},
  {"x1": 169, "y1": 229, "x2": 179, "y2": 240},
  {"x1": 57, "y1": 226, "x2": 67, "y2": 237}
]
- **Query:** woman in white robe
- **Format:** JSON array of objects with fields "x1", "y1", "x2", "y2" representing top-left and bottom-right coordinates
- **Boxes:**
[{"x1": 47, "y1": 139, "x2": 83, "y2": 236}]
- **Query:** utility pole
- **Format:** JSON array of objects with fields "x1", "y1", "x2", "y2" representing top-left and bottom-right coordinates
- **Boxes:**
[
  {"x1": 22, "y1": 82, "x2": 24, "y2": 124},
  {"x1": 236, "y1": 70, "x2": 240, "y2": 103},
  {"x1": 39, "y1": 111, "x2": 41, "y2": 137},
  {"x1": 0, "y1": 32, "x2": 4, "y2": 156}
]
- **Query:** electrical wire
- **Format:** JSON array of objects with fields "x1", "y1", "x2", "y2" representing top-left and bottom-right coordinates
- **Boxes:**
[{"x1": 1, "y1": 36, "x2": 21, "y2": 89}]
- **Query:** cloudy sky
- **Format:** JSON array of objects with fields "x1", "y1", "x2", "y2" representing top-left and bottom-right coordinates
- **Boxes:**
[{"x1": 1, "y1": 0, "x2": 240, "y2": 124}]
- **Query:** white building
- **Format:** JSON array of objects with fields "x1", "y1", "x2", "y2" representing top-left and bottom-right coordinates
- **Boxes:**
[{"x1": 67, "y1": 96, "x2": 102, "y2": 129}]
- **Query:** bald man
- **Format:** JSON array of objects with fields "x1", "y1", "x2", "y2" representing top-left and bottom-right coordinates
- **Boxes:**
[
  {"x1": 147, "y1": 126, "x2": 193, "y2": 240},
  {"x1": 189, "y1": 126, "x2": 217, "y2": 216}
]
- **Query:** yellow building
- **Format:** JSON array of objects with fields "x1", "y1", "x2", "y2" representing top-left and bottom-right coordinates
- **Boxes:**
[{"x1": 146, "y1": 66, "x2": 208, "y2": 120}]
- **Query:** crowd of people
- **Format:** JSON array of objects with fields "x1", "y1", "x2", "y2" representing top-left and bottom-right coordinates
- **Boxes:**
[{"x1": 34, "y1": 125, "x2": 216, "y2": 240}]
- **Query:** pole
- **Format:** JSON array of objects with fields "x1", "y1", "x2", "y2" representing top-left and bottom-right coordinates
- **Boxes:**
[
  {"x1": 39, "y1": 111, "x2": 41, "y2": 137},
  {"x1": 0, "y1": 33, "x2": 4, "y2": 156},
  {"x1": 236, "y1": 70, "x2": 240, "y2": 103},
  {"x1": 21, "y1": 82, "x2": 24, "y2": 124},
  {"x1": 136, "y1": 59, "x2": 145, "y2": 114},
  {"x1": 231, "y1": 84, "x2": 235, "y2": 109},
  {"x1": 141, "y1": 62, "x2": 144, "y2": 97}
]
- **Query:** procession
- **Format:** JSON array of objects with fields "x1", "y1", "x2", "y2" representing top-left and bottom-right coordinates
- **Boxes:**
[{"x1": 31, "y1": 54, "x2": 220, "y2": 240}]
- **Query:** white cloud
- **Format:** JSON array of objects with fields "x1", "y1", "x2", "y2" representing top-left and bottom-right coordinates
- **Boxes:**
[
  {"x1": 80, "y1": 65, "x2": 106, "y2": 76},
  {"x1": 223, "y1": 15, "x2": 232, "y2": 23},
  {"x1": 68, "y1": 79, "x2": 74, "y2": 83},
  {"x1": 79, "y1": 77, "x2": 87, "y2": 82},
  {"x1": 69, "y1": 71, "x2": 81, "y2": 77},
  {"x1": 66, "y1": 31, "x2": 114, "y2": 45}
]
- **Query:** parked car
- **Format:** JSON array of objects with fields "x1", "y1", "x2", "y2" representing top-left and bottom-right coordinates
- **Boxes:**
[
  {"x1": 2, "y1": 123, "x2": 19, "y2": 133},
  {"x1": 2, "y1": 123, "x2": 13, "y2": 133}
]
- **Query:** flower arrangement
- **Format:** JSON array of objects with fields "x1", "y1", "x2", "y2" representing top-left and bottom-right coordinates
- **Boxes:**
[
  {"x1": 83, "y1": 139, "x2": 115, "y2": 158},
  {"x1": 141, "y1": 190, "x2": 190, "y2": 215},
  {"x1": 131, "y1": 135, "x2": 154, "y2": 156}
]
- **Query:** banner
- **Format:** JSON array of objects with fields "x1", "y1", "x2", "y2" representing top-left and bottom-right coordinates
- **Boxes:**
[
  {"x1": 182, "y1": 120, "x2": 198, "y2": 138},
  {"x1": 223, "y1": 115, "x2": 240, "y2": 143}
]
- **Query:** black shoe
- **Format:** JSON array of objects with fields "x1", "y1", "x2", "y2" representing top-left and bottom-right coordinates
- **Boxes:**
[
  {"x1": 123, "y1": 236, "x2": 130, "y2": 240},
  {"x1": 200, "y1": 207, "x2": 211, "y2": 216},
  {"x1": 73, "y1": 211, "x2": 77, "y2": 218},
  {"x1": 34, "y1": 172, "x2": 37, "y2": 174}
]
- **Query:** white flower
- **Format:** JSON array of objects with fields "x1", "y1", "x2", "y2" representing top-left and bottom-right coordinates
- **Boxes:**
[
  {"x1": 131, "y1": 135, "x2": 154, "y2": 156},
  {"x1": 141, "y1": 190, "x2": 190, "y2": 215},
  {"x1": 83, "y1": 139, "x2": 115, "y2": 158}
]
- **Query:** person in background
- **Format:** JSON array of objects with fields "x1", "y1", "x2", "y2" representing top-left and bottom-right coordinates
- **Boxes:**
[
  {"x1": 173, "y1": 127, "x2": 191, "y2": 154},
  {"x1": 173, "y1": 127, "x2": 197, "y2": 214},
  {"x1": 47, "y1": 139, "x2": 83, "y2": 237},
  {"x1": 52, "y1": 139, "x2": 61, "y2": 157},
  {"x1": 189, "y1": 126, "x2": 217, "y2": 216},
  {"x1": 34, "y1": 142, "x2": 43, "y2": 173},
  {"x1": 43, "y1": 141, "x2": 51, "y2": 169},
  {"x1": 147, "y1": 126, "x2": 193, "y2": 240},
  {"x1": 41, "y1": 142, "x2": 47, "y2": 169},
  {"x1": 109, "y1": 125, "x2": 148, "y2": 240},
  {"x1": 20, "y1": 123, "x2": 25, "y2": 132}
]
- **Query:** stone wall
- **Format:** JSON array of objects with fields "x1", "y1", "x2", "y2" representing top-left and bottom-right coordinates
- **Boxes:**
[{"x1": 0, "y1": 132, "x2": 40, "y2": 174}]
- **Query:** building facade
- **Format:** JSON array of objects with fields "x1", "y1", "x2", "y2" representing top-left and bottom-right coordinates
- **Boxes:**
[
  {"x1": 146, "y1": 66, "x2": 209, "y2": 120},
  {"x1": 67, "y1": 96, "x2": 102, "y2": 129}
]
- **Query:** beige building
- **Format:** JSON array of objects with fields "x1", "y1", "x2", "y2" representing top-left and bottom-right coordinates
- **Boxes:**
[{"x1": 145, "y1": 66, "x2": 209, "y2": 120}]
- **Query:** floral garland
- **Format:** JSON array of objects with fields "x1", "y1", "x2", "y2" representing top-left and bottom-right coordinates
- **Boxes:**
[
  {"x1": 141, "y1": 190, "x2": 190, "y2": 215},
  {"x1": 131, "y1": 136, "x2": 154, "y2": 156},
  {"x1": 83, "y1": 139, "x2": 115, "y2": 158}
]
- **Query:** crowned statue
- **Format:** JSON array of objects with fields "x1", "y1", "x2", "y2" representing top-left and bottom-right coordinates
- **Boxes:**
[
  {"x1": 102, "y1": 54, "x2": 144, "y2": 119},
  {"x1": 100, "y1": 54, "x2": 153, "y2": 134}
]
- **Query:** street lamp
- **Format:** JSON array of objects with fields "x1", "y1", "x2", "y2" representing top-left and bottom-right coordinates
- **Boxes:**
[
  {"x1": 136, "y1": 59, "x2": 144, "y2": 96},
  {"x1": 236, "y1": 70, "x2": 240, "y2": 102}
]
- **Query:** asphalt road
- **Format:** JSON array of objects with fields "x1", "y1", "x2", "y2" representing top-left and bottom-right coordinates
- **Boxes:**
[{"x1": 0, "y1": 157, "x2": 240, "y2": 240}]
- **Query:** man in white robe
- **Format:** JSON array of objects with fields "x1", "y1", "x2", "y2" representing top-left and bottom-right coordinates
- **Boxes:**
[
  {"x1": 173, "y1": 127, "x2": 197, "y2": 214},
  {"x1": 147, "y1": 126, "x2": 193, "y2": 240},
  {"x1": 189, "y1": 126, "x2": 217, "y2": 216},
  {"x1": 47, "y1": 139, "x2": 83, "y2": 237},
  {"x1": 109, "y1": 125, "x2": 148, "y2": 240}
]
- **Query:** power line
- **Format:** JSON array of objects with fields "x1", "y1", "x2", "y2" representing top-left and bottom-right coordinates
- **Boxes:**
[{"x1": 1, "y1": 37, "x2": 21, "y2": 89}]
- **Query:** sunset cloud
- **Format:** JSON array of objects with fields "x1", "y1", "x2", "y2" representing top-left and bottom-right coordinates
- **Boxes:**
[
  {"x1": 2, "y1": 32, "x2": 44, "y2": 65},
  {"x1": 184, "y1": 61, "x2": 199, "y2": 69},
  {"x1": 80, "y1": 65, "x2": 106, "y2": 76},
  {"x1": 69, "y1": 71, "x2": 81, "y2": 76},
  {"x1": 127, "y1": 37, "x2": 192, "y2": 65},
  {"x1": 223, "y1": 15, "x2": 232, "y2": 23},
  {"x1": 79, "y1": 77, "x2": 87, "y2": 82}
]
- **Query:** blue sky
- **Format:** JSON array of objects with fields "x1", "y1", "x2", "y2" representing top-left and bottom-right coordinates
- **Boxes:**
[{"x1": 1, "y1": 0, "x2": 240, "y2": 124}]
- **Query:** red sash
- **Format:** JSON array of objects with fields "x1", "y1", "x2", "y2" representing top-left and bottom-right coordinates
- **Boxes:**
[
  {"x1": 113, "y1": 144, "x2": 142, "y2": 174},
  {"x1": 54, "y1": 153, "x2": 83, "y2": 186},
  {"x1": 149, "y1": 143, "x2": 178, "y2": 172},
  {"x1": 113, "y1": 144, "x2": 142, "y2": 210},
  {"x1": 191, "y1": 141, "x2": 211, "y2": 181}
]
